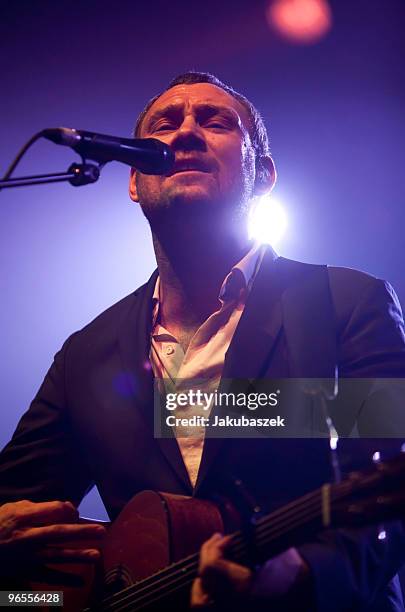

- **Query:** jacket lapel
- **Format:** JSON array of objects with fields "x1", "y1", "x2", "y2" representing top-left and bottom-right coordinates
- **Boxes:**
[
  {"x1": 221, "y1": 248, "x2": 284, "y2": 380},
  {"x1": 195, "y1": 255, "x2": 337, "y2": 492},
  {"x1": 196, "y1": 248, "x2": 284, "y2": 491},
  {"x1": 281, "y1": 260, "x2": 337, "y2": 379},
  {"x1": 117, "y1": 270, "x2": 192, "y2": 493}
]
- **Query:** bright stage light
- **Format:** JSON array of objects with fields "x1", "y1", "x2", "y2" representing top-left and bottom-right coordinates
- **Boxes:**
[
  {"x1": 266, "y1": 0, "x2": 332, "y2": 44},
  {"x1": 248, "y1": 195, "x2": 288, "y2": 247}
]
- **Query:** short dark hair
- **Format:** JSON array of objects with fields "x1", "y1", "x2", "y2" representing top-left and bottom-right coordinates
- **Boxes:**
[{"x1": 133, "y1": 71, "x2": 271, "y2": 183}]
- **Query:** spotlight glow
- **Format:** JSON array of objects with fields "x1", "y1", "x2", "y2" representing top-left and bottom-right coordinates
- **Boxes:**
[
  {"x1": 267, "y1": 0, "x2": 332, "y2": 44},
  {"x1": 249, "y1": 196, "x2": 288, "y2": 247}
]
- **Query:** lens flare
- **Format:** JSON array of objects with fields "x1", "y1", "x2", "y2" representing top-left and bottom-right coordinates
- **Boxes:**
[
  {"x1": 249, "y1": 195, "x2": 288, "y2": 247},
  {"x1": 266, "y1": 0, "x2": 332, "y2": 44}
]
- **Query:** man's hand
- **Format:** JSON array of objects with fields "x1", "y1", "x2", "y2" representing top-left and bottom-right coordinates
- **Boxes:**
[
  {"x1": 191, "y1": 533, "x2": 252, "y2": 608},
  {"x1": 191, "y1": 533, "x2": 312, "y2": 609},
  {"x1": 0, "y1": 500, "x2": 106, "y2": 568}
]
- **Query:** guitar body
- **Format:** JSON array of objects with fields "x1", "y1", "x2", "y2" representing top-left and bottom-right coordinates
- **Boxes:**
[
  {"x1": 103, "y1": 491, "x2": 223, "y2": 584},
  {"x1": 31, "y1": 492, "x2": 224, "y2": 611}
]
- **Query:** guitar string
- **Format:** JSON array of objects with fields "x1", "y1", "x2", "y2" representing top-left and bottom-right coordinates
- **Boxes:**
[
  {"x1": 101, "y1": 563, "x2": 198, "y2": 611},
  {"x1": 98, "y1": 466, "x2": 395, "y2": 610},
  {"x1": 100, "y1": 500, "x2": 323, "y2": 612},
  {"x1": 100, "y1": 479, "x2": 362, "y2": 611},
  {"x1": 98, "y1": 494, "x2": 320, "y2": 609},
  {"x1": 101, "y1": 502, "x2": 334, "y2": 612},
  {"x1": 255, "y1": 480, "x2": 354, "y2": 537},
  {"x1": 99, "y1": 486, "x2": 352, "y2": 612},
  {"x1": 98, "y1": 493, "x2": 327, "y2": 612},
  {"x1": 101, "y1": 485, "x2": 329, "y2": 607}
]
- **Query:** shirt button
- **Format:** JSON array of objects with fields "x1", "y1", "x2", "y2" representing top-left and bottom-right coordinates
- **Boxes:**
[{"x1": 165, "y1": 345, "x2": 175, "y2": 355}]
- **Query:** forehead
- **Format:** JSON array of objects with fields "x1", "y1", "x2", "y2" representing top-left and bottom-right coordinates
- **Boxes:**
[{"x1": 141, "y1": 82, "x2": 251, "y2": 132}]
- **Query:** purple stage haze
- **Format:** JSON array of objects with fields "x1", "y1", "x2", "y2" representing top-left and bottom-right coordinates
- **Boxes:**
[{"x1": 1, "y1": 0, "x2": 405, "y2": 520}]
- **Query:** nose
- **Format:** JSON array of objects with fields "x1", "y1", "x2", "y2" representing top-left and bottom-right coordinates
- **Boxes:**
[{"x1": 170, "y1": 115, "x2": 206, "y2": 152}]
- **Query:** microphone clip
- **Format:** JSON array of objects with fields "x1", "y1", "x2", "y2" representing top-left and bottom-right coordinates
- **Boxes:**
[{"x1": 68, "y1": 162, "x2": 101, "y2": 187}]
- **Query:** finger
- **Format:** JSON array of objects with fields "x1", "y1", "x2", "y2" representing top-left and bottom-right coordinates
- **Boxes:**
[
  {"x1": 210, "y1": 534, "x2": 231, "y2": 556},
  {"x1": 202, "y1": 533, "x2": 231, "y2": 553},
  {"x1": 191, "y1": 576, "x2": 214, "y2": 608},
  {"x1": 200, "y1": 533, "x2": 231, "y2": 568},
  {"x1": 37, "y1": 547, "x2": 102, "y2": 563},
  {"x1": 4, "y1": 500, "x2": 79, "y2": 528},
  {"x1": 14, "y1": 523, "x2": 106, "y2": 544}
]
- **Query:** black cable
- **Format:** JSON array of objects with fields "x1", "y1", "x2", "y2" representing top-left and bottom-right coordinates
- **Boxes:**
[{"x1": 2, "y1": 130, "x2": 47, "y2": 181}]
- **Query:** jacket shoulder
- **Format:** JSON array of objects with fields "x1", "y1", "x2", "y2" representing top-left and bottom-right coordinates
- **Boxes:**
[
  {"x1": 79, "y1": 285, "x2": 145, "y2": 334},
  {"x1": 62, "y1": 272, "x2": 157, "y2": 355},
  {"x1": 278, "y1": 256, "x2": 388, "y2": 301},
  {"x1": 325, "y1": 265, "x2": 402, "y2": 324},
  {"x1": 278, "y1": 256, "x2": 377, "y2": 286},
  {"x1": 277, "y1": 257, "x2": 403, "y2": 328},
  {"x1": 327, "y1": 264, "x2": 379, "y2": 291}
]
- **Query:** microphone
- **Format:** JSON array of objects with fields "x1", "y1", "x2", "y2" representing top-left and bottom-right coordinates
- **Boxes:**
[{"x1": 42, "y1": 128, "x2": 174, "y2": 175}]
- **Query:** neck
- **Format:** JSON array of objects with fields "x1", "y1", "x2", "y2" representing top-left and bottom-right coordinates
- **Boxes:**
[{"x1": 151, "y1": 216, "x2": 252, "y2": 331}]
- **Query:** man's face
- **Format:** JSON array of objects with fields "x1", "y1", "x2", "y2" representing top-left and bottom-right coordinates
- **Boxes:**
[{"x1": 130, "y1": 82, "x2": 257, "y2": 225}]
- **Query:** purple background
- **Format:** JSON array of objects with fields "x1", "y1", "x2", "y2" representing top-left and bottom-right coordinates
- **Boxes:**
[{"x1": 1, "y1": 0, "x2": 404, "y2": 520}]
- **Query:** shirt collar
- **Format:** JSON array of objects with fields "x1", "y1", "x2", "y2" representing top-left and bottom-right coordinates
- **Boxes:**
[
  {"x1": 152, "y1": 243, "x2": 277, "y2": 325},
  {"x1": 219, "y1": 241, "x2": 268, "y2": 301}
]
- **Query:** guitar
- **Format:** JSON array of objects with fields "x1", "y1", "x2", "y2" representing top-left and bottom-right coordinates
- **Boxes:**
[{"x1": 29, "y1": 452, "x2": 405, "y2": 611}]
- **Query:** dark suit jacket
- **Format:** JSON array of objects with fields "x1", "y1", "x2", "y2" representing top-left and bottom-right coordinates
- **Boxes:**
[{"x1": 1, "y1": 250, "x2": 405, "y2": 610}]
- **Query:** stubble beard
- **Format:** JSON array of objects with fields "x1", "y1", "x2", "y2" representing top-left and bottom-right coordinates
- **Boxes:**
[{"x1": 136, "y1": 169, "x2": 254, "y2": 237}]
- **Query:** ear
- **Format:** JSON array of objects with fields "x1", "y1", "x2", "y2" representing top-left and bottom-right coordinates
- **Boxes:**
[
  {"x1": 129, "y1": 167, "x2": 139, "y2": 202},
  {"x1": 254, "y1": 155, "x2": 277, "y2": 196}
]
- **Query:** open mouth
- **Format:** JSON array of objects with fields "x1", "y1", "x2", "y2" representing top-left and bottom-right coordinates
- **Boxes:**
[{"x1": 170, "y1": 159, "x2": 210, "y2": 175}]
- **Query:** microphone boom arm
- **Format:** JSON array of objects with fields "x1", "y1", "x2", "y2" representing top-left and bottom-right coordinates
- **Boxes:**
[{"x1": 0, "y1": 162, "x2": 101, "y2": 189}]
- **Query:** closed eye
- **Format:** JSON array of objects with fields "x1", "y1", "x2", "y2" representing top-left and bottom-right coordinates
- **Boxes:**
[
  {"x1": 204, "y1": 120, "x2": 233, "y2": 131},
  {"x1": 153, "y1": 122, "x2": 176, "y2": 132}
]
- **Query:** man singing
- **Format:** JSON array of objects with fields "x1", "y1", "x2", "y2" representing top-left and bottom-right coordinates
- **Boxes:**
[{"x1": 1, "y1": 72, "x2": 405, "y2": 610}]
